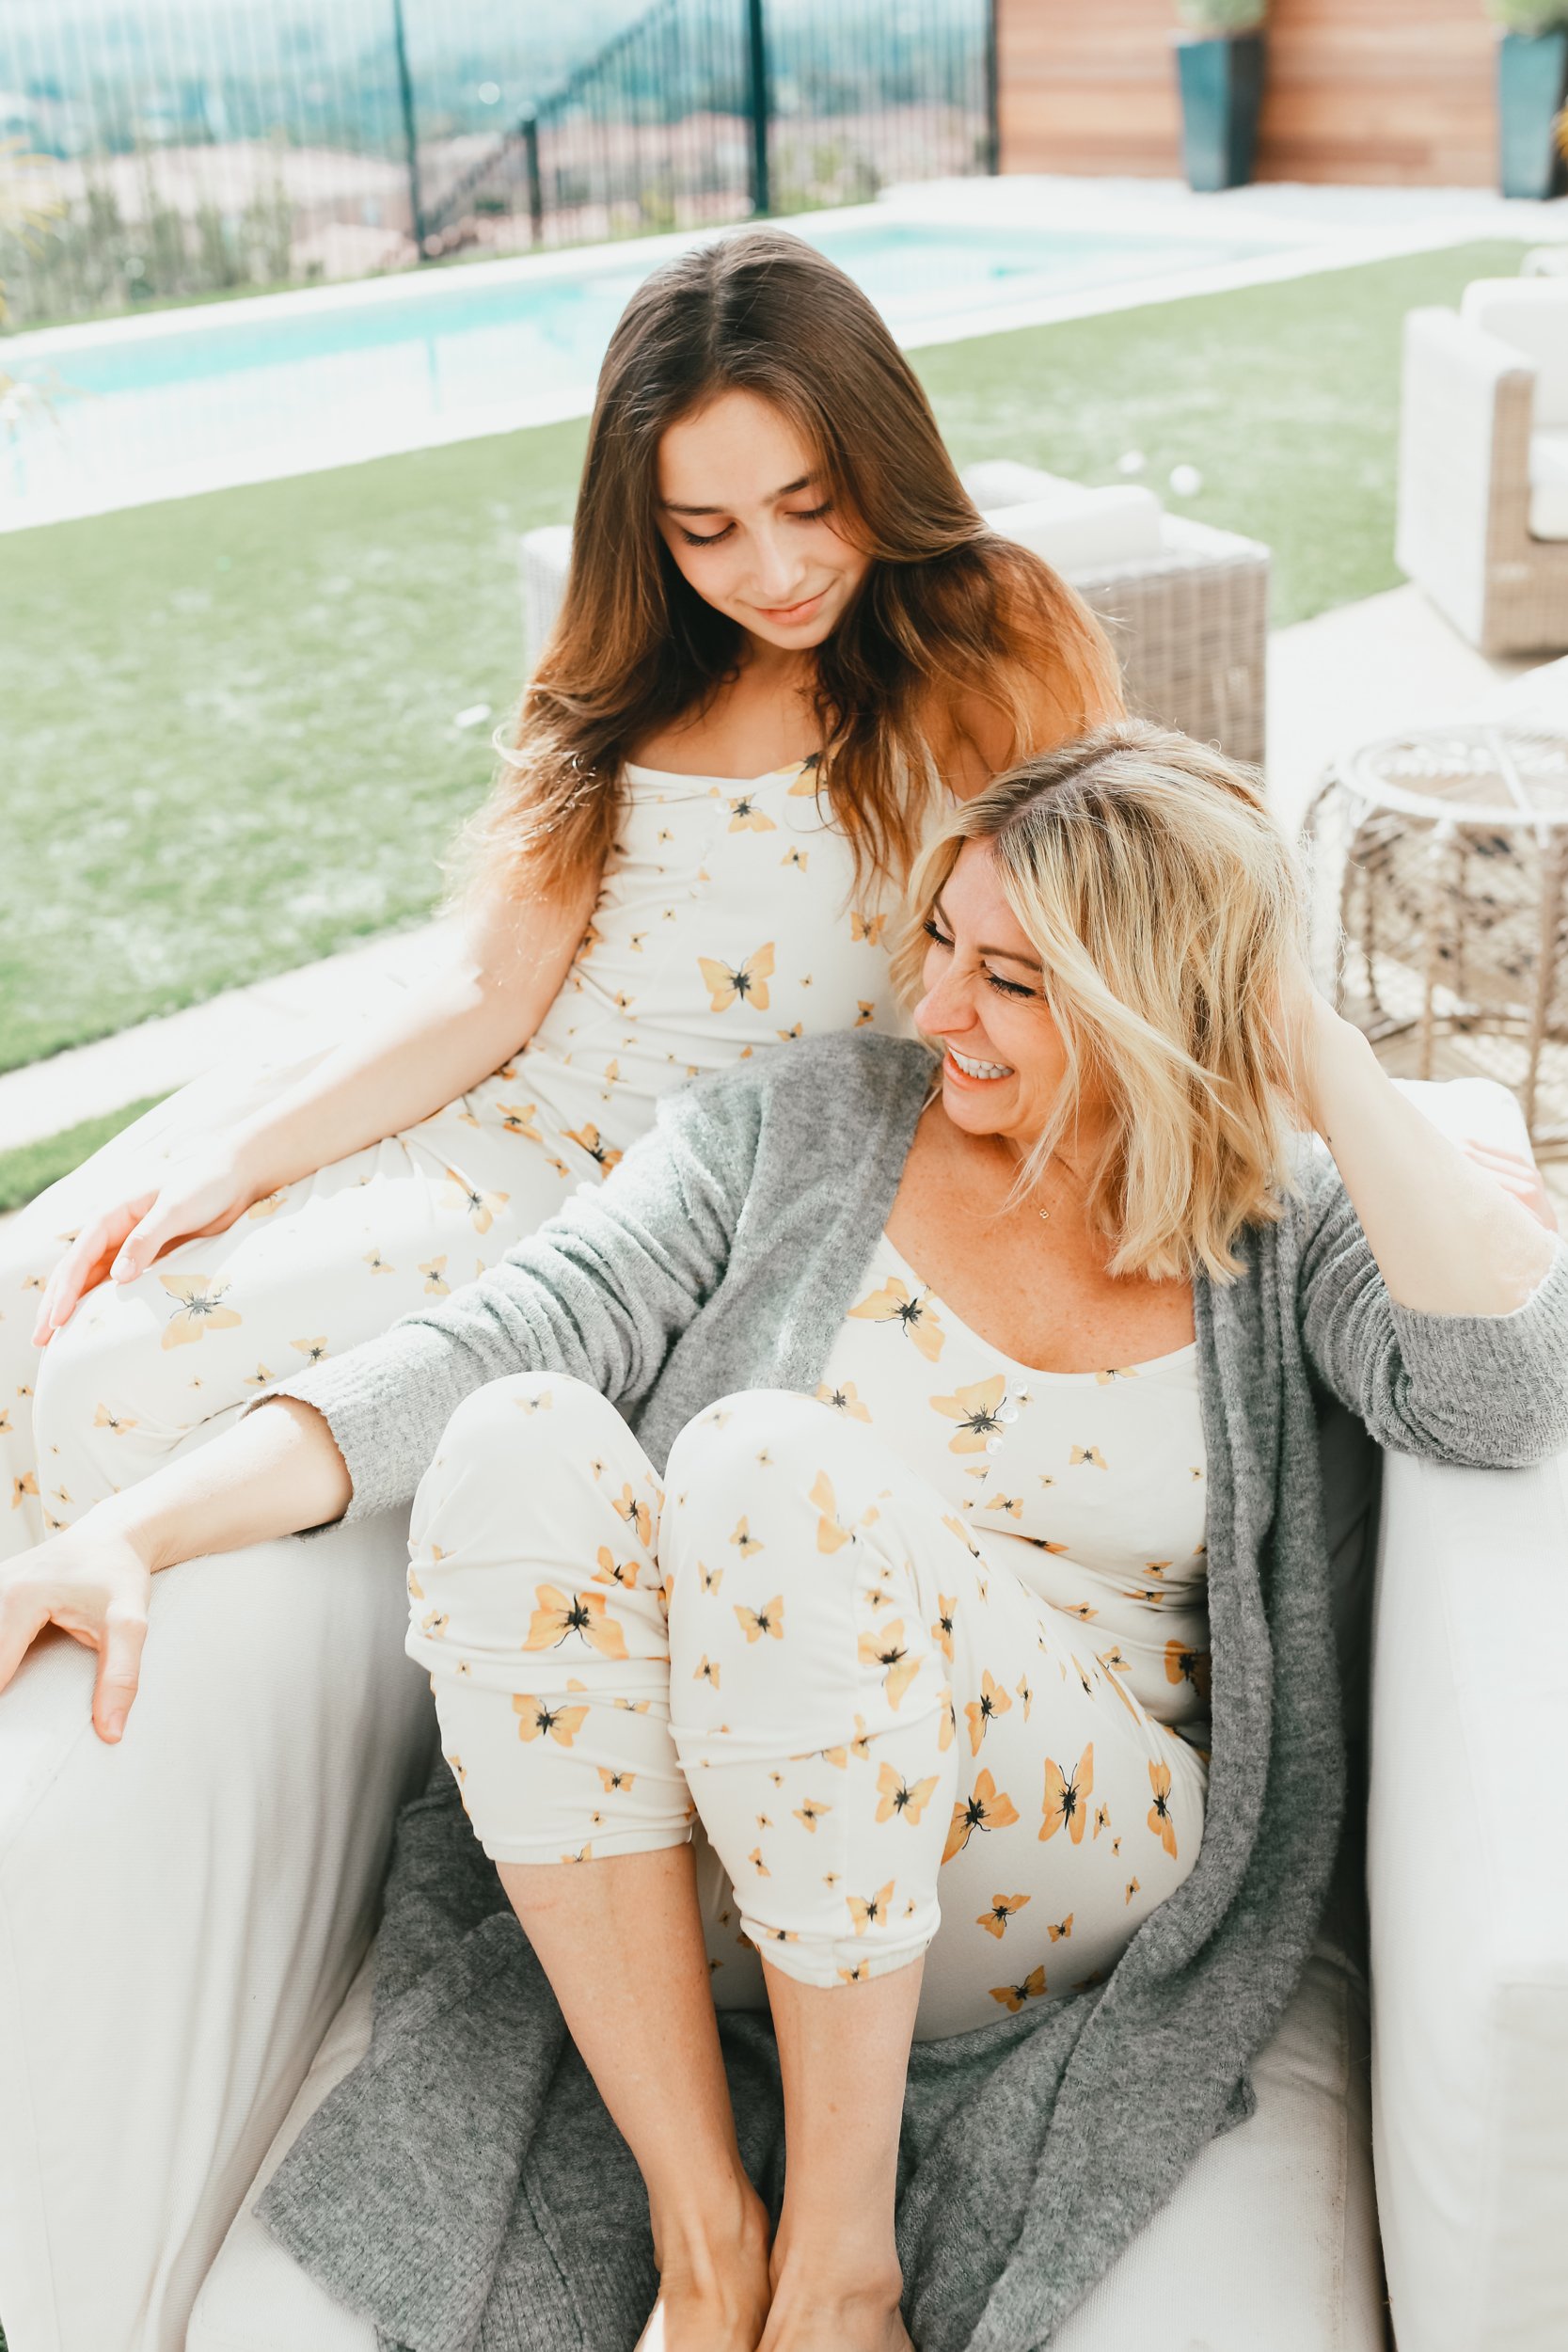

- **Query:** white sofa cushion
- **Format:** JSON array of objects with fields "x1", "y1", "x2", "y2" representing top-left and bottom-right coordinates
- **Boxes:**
[
  {"x1": 191, "y1": 1929, "x2": 1383, "y2": 2352},
  {"x1": 1530, "y1": 428, "x2": 1568, "y2": 541},
  {"x1": 978, "y1": 484, "x2": 1164, "y2": 576},
  {"x1": 1461, "y1": 278, "x2": 1568, "y2": 428}
]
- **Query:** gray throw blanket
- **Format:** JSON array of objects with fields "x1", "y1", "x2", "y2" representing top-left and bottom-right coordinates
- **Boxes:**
[{"x1": 253, "y1": 1033, "x2": 1568, "y2": 2351}]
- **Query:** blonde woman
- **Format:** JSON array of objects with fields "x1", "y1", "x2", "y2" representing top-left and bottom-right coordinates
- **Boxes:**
[
  {"x1": 4, "y1": 724, "x2": 1562, "y2": 2352},
  {"x1": 0, "y1": 226, "x2": 1117, "y2": 1561}
]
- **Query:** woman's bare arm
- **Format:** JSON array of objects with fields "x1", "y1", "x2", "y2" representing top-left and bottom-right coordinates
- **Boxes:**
[
  {"x1": 0, "y1": 1396, "x2": 350, "y2": 1740},
  {"x1": 1304, "y1": 995, "x2": 1557, "y2": 1315},
  {"x1": 227, "y1": 865, "x2": 602, "y2": 1198}
]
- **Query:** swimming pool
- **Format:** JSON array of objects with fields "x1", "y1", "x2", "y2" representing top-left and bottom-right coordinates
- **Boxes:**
[{"x1": 2, "y1": 209, "x2": 1288, "y2": 530}]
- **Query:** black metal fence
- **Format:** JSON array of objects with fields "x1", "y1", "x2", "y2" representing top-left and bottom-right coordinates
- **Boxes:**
[{"x1": 0, "y1": 0, "x2": 996, "y2": 330}]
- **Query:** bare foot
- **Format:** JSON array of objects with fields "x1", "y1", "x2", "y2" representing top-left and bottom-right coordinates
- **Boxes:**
[
  {"x1": 758, "y1": 2259, "x2": 913, "y2": 2352},
  {"x1": 635, "y1": 2185, "x2": 774, "y2": 2352}
]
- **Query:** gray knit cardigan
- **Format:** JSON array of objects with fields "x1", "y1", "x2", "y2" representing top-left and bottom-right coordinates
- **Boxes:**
[{"x1": 256, "y1": 1031, "x2": 1568, "y2": 2352}]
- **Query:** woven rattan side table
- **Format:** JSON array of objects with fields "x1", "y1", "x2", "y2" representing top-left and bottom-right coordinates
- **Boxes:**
[{"x1": 1303, "y1": 721, "x2": 1568, "y2": 1152}]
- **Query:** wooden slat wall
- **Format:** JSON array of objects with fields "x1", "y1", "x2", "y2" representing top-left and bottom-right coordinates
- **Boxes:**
[{"x1": 998, "y1": 0, "x2": 1498, "y2": 186}]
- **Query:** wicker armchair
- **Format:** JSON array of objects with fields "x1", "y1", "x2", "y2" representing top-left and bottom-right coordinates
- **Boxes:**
[
  {"x1": 518, "y1": 471, "x2": 1269, "y2": 766},
  {"x1": 1397, "y1": 282, "x2": 1568, "y2": 659}
]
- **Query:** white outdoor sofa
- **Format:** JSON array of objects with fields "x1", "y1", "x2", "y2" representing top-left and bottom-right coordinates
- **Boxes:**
[
  {"x1": 1399, "y1": 278, "x2": 1568, "y2": 658},
  {"x1": 521, "y1": 459, "x2": 1271, "y2": 766},
  {"x1": 2, "y1": 1073, "x2": 1565, "y2": 2352}
]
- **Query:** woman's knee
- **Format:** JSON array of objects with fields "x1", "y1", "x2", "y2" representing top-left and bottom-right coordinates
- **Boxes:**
[{"x1": 426, "y1": 1368, "x2": 625, "y2": 1484}]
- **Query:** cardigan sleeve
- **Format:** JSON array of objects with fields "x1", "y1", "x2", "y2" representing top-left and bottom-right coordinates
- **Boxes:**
[
  {"x1": 246, "y1": 1062, "x2": 764, "y2": 1522},
  {"x1": 1295, "y1": 1146, "x2": 1568, "y2": 1470}
]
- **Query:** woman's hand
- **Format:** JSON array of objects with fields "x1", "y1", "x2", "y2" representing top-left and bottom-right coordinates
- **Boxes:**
[
  {"x1": 0, "y1": 1517, "x2": 154, "y2": 1742},
  {"x1": 1460, "y1": 1136, "x2": 1559, "y2": 1233},
  {"x1": 31, "y1": 1137, "x2": 270, "y2": 1346}
]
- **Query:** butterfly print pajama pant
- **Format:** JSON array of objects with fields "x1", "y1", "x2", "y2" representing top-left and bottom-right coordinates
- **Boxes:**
[{"x1": 407, "y1": 1373, "x2": 1209, "y2": 2041}]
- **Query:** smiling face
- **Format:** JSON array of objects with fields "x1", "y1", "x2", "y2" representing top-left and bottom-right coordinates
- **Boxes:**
[
  {"x1": 653, "y1": 387, "x2": 872, "y2": 655},
  {"x1": 912, "y1": 838, "x2": 1096, "y2": 1154}
]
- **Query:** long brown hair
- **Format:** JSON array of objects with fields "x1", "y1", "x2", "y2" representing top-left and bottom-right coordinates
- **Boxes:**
[{"x1": 459, "y1": 228, "x2": 1121, "y2": 903}]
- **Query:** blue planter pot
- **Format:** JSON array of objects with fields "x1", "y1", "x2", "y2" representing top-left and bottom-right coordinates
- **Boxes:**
[
  {"x1": 1175, "y1": 31, "x2": 1265, "y2": 194},
  {"x1": 1497, "y1": 31, "x2": 1568, "y2": 201}
]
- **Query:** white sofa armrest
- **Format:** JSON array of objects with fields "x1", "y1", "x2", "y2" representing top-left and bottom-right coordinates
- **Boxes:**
[
  {"x1": 1396, "y1": 305, "x2": 1537, "y2": 647},
  {"x1": 0, "y1": 1514, "x2": 436, "y2": 2352},
  {"x1": 1368, "y1": 1436, "x2": 1568, "y2": 2352}
]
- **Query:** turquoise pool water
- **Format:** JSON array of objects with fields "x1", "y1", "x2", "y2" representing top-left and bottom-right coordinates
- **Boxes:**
[{"x1": 3, "y1": 215, "x2": 1275, "y2": 526}]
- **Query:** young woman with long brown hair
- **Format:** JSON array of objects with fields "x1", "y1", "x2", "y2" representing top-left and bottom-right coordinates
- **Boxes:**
[{"x1": 0, "y1": 226, "x2": 1118, "y2": 1563}]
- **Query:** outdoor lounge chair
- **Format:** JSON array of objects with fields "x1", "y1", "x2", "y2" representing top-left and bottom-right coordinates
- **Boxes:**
[
  {"x1": 1, "y1": 1073, "x2": 1562, "y2": 2352},
  {"x1": 1399, "y1": 278, "x2": 1568, "y2": 658},
  {"x1": 520, "y1": 461, "x2": 1270, "y2": 767}
]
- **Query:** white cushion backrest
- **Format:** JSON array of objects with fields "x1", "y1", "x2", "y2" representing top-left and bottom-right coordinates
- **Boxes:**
[
  {"x1": 1461, "y1": 278, "x2": 1568, "y2": 427},
  {"x1": 979, "y1": 484, "x2": 1164, "y2": 577}
]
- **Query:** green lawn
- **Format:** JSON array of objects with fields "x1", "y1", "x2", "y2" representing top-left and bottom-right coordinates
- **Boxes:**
[{"x1": 0, "y1": 236, "x2": 1528, "y2": 1080}]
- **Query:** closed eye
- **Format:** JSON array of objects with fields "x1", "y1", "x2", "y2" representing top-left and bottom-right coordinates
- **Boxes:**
[{"x1": 677, "y1": 501, "x2": 832, "y2": 549}]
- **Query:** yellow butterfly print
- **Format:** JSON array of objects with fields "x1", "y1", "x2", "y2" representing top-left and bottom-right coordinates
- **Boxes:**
[
  {"x1": 694, "y1": 1656, "x2": 721, "y2": 1689},
  {"x1": 990, "y1": 1965, "x2": 1047, "y2": 2014},
  {"x1": 515, "y1": 1390, "x2": 553, "y2": 1414},
  {"x1": 698, "y1": 943, "x2": 775, "y2": 1012},
  {"x1": 1092, "y1": 1804, "x2": 1111, "y2": 1839},
  {"x1": 1126, "y1": 1877, "x2": 1141, "y2": 1905},
  {"x1": 157, "y1": 1274, "x2": 242, "y2": 1350},
  {"x1": 523, "y1": 1584, "x2": 630, "y2": 1661},
  {"x1": 1047, "y1": 1913, "x2": 1074, "y2": 1942},
  {"x1": 809, "y1": 1469, "x2": 878, "y2": 1553},
  {"x1": 941, "y1": 1511, "x2": 984, "y2": 1560},
  {"x1": 727, "y1": 793, "x2": 777, "y2": 832},
  {"x1": 442, "y1": 1170, "x2": 510, "y2": 1233},
  {"x1": 419, "y1": 1608, "x2": 450, "y2": 1639},
  {"x1": 610, "y1": 1484, "x2": 654, "y2": 1547},
  {"x1": 816, "y1": 1378, "x2": 872, "y2": 1422},
  {"x1": 597, "y1": 1766, "x2": 636, "y2": 1793},
  {"x1": 822, "y1": 1714, "x2": 874, "y2": 1768},
  {"x1": 777, "y1": 1023, "x2": 804, "y2": 1041},
  {"x1": 847, "y1": 1277, "x2": 946, "y2": 1363},
  {"x1": 847, "y1": 1879, "x2": 895, "y2": 1935},
  {"x1": 405, "y1": 1563, "x2": 425, "y2": 1600},
  {"x1": 615, "y1": 1695, "x2": 653, "y2": 1713},
  {"x1": 1069, "y1": 1445, "x2": 1108, "y2": 1470},
  {"x1": 927, "y1": 1595, "x2": 957, "y2": 1661},
  {"x1": 496, "y1": 1102, "x2": 542, "y2": 1140},
  {"x1": 446, "y1": 1752, "x2": 467, "y2": 1785},
  {"x1": 700, "y1": 1563, "x2": 724, "y2": 1595},
  {"x1": 930, "y1": 1373, "x2": 1009, "y2": 1454},
  {"x1": 93, "y1": 1404, "x2": 137, "y2": 1434},
  {"x1": 11, "y1": 1471, "x2": 38, "y2": 1507},
  {"x1": 1165, "y1": 1639, "x2": 1212, "y2": 1703},
  {"x1": 851, "y1": 909, "x2": 886, "y2": 946},
  {"x1": 736, "y1": 1596, "x2": 785, "y2": 1644},
  {"x1": 984, "y1": 1494, "x2": 1023, "y2": 1519},
  {"x1": 964, "y1": 1669, "x2": 1013, "y2": 1756},
  {"x1": 363, "y1": 1250, "x2": 395, "y2": 1276},
  {"x1": 245, "y1": 1190, "x2": 284, "y2": 1218},
  {"x1": 1040, "y1": 1744, "x2": 1095, "y2": 1845},
  {"x1": 854, "y1": 1002, "x2": 876, "y2": 1027},
  {"x1": 510, "y1": 1692, "x2": 588, "y2": 1746},
  {"x1": 875, "y1": 1762, "x2": 940, "y2": 1825},
  {"x1": 938, "y1": 1685, "x2": 957, "y2": 1753},
  {"x1": 942, "y1": 1769, "x2": 1021, "y2": 1864},
  {"x1": 795, "y1": 1796, "x2": 832, "y2": 1832},
  {"x1": 838, "y1": 1962, "x2": 869, "y2": 1984},
  {"x1": 593, "y1": 1546, "x2": 640, "y2": 1591},
  {"x1": 1147, "y1": 1760, "x2": 1179, "y2": 1859},
  {"x1": 977, "y1": 1892, "x2": 1032, "y2": 1939},
  {"x1": 730, "y1": 1516, "x2": 763, "y2": 1557},
  {"x1": 748, "y1": 1847, "x2": 769, "y2": 1876},
  {"x1": 1016, "y1": 1673, "x2": 1033, "y2": 1719},
  {"x1": 1094, "y1": 1366, "x2": 1138, "y2": 1384},
  {"x1": 562, "y1": 1122, "x2": 622, "y2": 1174},
  {"x1": 857, "y1": 1620, "x2": 920, "y2": 1708},
  {"x1": 419, "y1": 1256, "x2": 450, "y2": 1295},
  {"x1": 781, "y1": 847, "x2": 809, "y2": 872}
]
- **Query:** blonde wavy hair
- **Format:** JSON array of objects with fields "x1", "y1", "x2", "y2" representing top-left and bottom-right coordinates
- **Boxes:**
[{"x1": 889, "y1": 721, "x2": 1311, "y2": 1284}]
